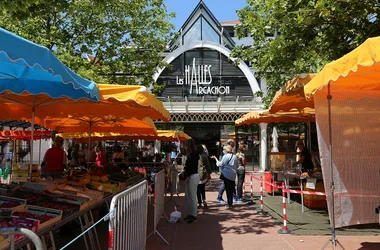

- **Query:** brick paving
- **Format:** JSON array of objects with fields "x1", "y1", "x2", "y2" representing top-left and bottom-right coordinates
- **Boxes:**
[{"x1": 146, "y1": 173, "x2": 380, "y2": 250}]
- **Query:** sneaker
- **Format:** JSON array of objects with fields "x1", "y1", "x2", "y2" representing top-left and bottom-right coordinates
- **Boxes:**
[
  {"x1": 234, "y1": 198, "x2": 244, "y2": 204},
  {"x1": 233, "y1": 197, "x2": 239, "y2": 203},
  {"x1": 183, "y1": 215, "x2": 192, "y2": 221},
  {"x1": 216, "y1": 198, "x2": 225, "y2": 203},
  {"x1": 225, "y1": 205, "x2": 233, "y2": 209},
  {"x1": 198, "y1": 204, "x2": 202, "y2": 209},
  {"x1": 187, "y1": 216, "x2": 197, "y2": 224}
]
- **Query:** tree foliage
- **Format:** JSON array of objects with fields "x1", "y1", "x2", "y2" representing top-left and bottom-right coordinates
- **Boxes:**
[
  {"x1": 0, "y1": 0, "x2": 175, "y2": 91},
  {"x1": 232, "y1": 0, "x2": 380, "y2": 105}
]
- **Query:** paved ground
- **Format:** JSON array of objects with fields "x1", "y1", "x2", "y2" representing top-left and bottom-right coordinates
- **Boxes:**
[
  {"x1": 54, "y1": 171, "x2": 380, "y2": 250},
  {"x1": 146, "y1": 173, "x2": 380, "y2": 250}
]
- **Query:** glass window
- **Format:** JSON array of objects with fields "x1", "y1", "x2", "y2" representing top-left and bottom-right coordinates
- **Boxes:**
[
  {"x1": 202, "y1": 18, "x2": 220, "y2": 43},
  {"x1": 183, "y1": 18, "x2": 202, "y2": 44}
]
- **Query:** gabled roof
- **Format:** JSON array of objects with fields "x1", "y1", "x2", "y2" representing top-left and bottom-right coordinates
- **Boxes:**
[{"x1": 169, "y1": 1, "x2": 235, "y2": 50}]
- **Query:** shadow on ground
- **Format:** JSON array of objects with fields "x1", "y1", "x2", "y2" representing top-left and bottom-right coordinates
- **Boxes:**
[{"x1": 146, "y1": 178, "x2": 275, "y2": 250}]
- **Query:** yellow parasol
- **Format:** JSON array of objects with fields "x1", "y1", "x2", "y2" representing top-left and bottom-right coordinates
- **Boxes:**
[
  {"x1": 235, "y1": 108, "x2": 315, "y2": 126},
  {"x1": 57, "y1": 130, "x2": 191, "y2": 142}
]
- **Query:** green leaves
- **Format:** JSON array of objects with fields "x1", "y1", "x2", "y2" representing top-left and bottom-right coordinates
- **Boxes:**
[
  {"x1": 232, "y1": 0, "x2": 380, "y2": 105},
  {"x1": 0, "y1": 0, "x2": 174, "y2": 91}
]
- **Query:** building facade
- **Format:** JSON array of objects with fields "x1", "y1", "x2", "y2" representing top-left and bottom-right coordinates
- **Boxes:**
[{"x1": 154, "y1": 2, "x2": 269, "y2": 168}]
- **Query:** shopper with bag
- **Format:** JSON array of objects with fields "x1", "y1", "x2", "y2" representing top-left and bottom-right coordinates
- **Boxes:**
[
  {"x1": 196, "y1": 145, "x2": 211, "y2": 209},
  {"x1": 212, "y1": 145, "x2": 237, "y2": 209},
  {"x1": 179, "y1": 139, "x2": 200, "y2": 224}
]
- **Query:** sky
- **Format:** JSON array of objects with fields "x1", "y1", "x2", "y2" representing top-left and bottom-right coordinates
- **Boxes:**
[{"x1": 164, "y1": 0, "x2": 248, "y2": 31}]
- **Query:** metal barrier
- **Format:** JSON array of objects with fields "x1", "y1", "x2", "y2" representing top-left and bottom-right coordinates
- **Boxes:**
[
  {"x1": 165, "y1": 162, "x2": 180, "y2": 207},
  {"x1": 0, "y1": 227, "x2": 44, "y2": 250},
  {"x1": 147, "y1": 170, "x2": 169, "y2": 245},
  {"x1": 108, "y1": 180, "x2": 149, "y2": 250}
]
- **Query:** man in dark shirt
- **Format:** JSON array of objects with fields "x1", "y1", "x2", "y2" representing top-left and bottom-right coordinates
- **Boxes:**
[{"x1": 297, "y1": 140, "x2": 314, "y2": 172}]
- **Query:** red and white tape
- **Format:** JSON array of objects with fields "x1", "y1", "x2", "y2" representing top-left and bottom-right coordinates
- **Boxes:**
[{"x1": 283, "y1": 188, "x2": 325, "y2": 196}]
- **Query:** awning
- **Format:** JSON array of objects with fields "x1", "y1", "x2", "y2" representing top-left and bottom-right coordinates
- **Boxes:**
[
  {"x1": 304, "y1": 36, "x2": 380, "y2": 99},
  {"x1": 269, "y1": 74, "x2": 316, "y2": 113}
]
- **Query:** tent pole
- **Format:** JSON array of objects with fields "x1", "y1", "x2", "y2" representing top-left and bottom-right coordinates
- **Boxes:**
[
  {"x1": 321, "y1": 83, "x2": 345, "y2": 250},
  {"x1": 308, "y1": 115, "x2": 312, "y2": 155}
]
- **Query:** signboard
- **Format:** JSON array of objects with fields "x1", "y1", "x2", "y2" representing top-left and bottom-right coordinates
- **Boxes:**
[{"x1": 176, "y1": 58, "x2": 230, "y2": 95}]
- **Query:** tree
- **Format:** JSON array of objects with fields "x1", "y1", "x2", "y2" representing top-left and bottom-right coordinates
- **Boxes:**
[
  {"x1": 0, "y1": 0, "x2": 175, "y2": 91},
  {"x1": 231, "y1": 0, "x2": 380, "y2": 105}
]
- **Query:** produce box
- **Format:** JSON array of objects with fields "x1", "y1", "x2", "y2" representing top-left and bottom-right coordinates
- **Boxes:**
[
  {"x1": 12, "y1": 205, "x2": 62, "y2": 231},
  {"x1": 23, "y1": 181, "x2": 56, "y2": 192},
  {"x1": 37, "y1": 200, "x2": 79, "y2": 219},
  {"x1": 90, "y1": 181, "x2": 120, "y2": 194},
  {"x1": 12, "y1": 190, "x2": 45, "y2": 205},
  {"x1": 0, "y1": 216, "x2": 39, "y2": 249},
  {"x1": 48, "y1": 191, "x2": 90, "y2": 211},
  {"x1": 57, "y1": 186, "x2": 104, "y2": 203},
  {"x1": 0, "y1": 196, "x2": 26, "y2": 213}
]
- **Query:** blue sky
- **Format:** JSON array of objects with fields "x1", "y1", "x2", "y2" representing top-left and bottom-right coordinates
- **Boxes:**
[{"x1": 164, "y1": 0, "x2": 248, "y2": 31}]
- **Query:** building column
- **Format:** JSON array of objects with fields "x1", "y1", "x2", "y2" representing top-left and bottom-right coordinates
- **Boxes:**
[{"x1": 260, "y1": 123, "x2": 268, "y2": 172}]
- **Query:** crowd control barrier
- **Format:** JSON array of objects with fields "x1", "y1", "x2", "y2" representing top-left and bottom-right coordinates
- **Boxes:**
[
  {"x1": 165, "y1": 162, "x2": 180, "y2": 207},
  {"x1": 147, "y1": 170, "x2": 169, "y2": 245},
  {"x1": 108, "y1": 180, "x2": 149, "y2": 250}
]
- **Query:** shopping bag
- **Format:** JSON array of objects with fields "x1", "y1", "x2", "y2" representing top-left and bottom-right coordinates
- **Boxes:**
[{"x1": 169, "y1": 206, "x2": 181, "y2": 224}]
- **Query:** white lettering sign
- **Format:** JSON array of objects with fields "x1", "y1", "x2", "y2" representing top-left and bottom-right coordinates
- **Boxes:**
[{"x1": 176, "y1": 58, "x2": 230, "y2": 95}]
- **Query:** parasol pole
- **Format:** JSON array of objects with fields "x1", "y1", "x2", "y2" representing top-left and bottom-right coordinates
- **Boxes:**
[
  {"x1": 38, "y1": 136, "x2": 42, "y2": 166},
  {"x1": 87, "y1": 120, "x2": 92, "y2": 167},
  {"x1": 29, "y1": 97, "x2": 36, "y2": 182}
]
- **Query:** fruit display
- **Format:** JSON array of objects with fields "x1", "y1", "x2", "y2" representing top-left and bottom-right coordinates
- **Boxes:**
[
  {"x1": 12, "y1": 191, "x2": 45, "y2": 205},
  {"x1": 13, "y1": 211, "x2": 55, "y2": 224},
  {"x1": 38, "y1": 201, "x2": 79, "y2": 218},
  {"x1": 0, "y1": 201, "x2": 21, "y2": 209}
]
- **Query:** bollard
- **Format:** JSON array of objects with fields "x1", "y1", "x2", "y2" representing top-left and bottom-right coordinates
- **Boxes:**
[
  {"x1": 278, "y1": 182, "x2": 292, "y2": 234},
  {"x1": 256, "y1": 176, "x2": 267, "y2": 215}
]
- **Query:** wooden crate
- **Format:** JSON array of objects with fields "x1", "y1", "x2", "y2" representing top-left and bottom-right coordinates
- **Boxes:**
[
  {"x1": 303, "y1": 182, "x2": 327, "y2": 209},
  {"x1": 12, "y1": 205, "x2": 62, "y2": 231},
  {"x1": 0, "y1": 195, "x2": 26, "y2": 213}
]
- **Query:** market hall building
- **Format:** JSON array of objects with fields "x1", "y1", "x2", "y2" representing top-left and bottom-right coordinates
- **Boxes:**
[{"x1": 154, "y1": 1, "x2": 272, "y2": 169}]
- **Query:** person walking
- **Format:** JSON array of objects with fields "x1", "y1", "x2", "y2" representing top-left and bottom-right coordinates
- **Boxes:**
[
  {"x1": 212, "y1": 145, "x2": 238, "y2": 209},
  {"x1": 181, "y1": 139, "x2": 200, "y2": 224},
  {"x1": 216, "y1": 139, "x2": 235, "y2": 203},
  {"x1": 235, "y1": 147, "x2": 246, "y2": 202},
  {"x1": 196, "y1": 144, "x2": 211, "y2": 209}
]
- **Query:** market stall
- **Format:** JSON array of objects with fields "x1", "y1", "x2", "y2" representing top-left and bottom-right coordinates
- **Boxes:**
[{"x1": 304, "y1": 36, "x2": 380, "y2": 229}]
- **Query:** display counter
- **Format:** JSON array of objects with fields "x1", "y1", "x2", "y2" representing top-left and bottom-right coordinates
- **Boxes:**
[{"x1": 0, "y1": 167, "x2": 146, "y2": 250}]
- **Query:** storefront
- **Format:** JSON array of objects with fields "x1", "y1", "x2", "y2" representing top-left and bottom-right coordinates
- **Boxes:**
[{"x1": 153, "y1": 1, "x2": 265, "y2": 168}]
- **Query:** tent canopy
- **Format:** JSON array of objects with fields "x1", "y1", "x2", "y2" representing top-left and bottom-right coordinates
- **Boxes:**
[
  {"x1": 304, "y1": 36, "x2": 380, "y2": 99},
  {"x1": 269, "y1": 74, "x2": 316, "y2": 113}
]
